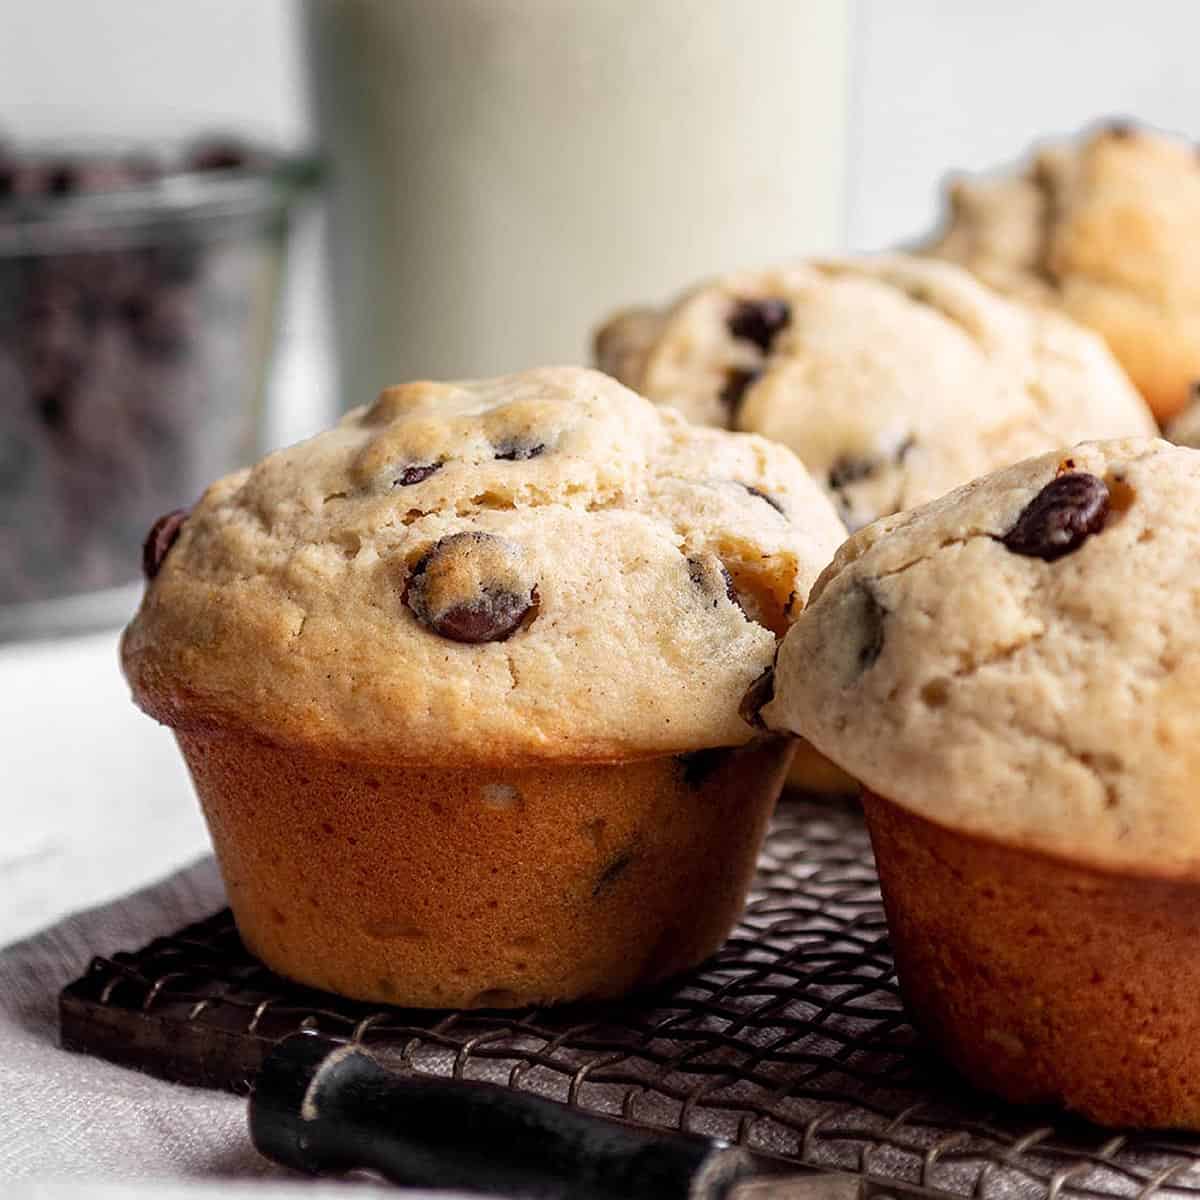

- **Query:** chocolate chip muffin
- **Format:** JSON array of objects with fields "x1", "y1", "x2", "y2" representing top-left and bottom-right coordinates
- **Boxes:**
[
  {"x1": 762, "y1": 436, "x2": 1200, "y2": 1128},
  {"x1": 596, "y1": 253, "x2": 1154, "y2": 794},
  {"x1": 122, "y1": 366, "x2": 845, "y2": 1008},
  {"x1": 925, "y1": 122, "x2": 1200, "y2": 424}
]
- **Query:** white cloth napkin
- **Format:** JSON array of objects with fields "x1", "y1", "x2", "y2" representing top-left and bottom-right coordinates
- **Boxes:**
[{"x1": 0, "y1": 858, "x2": 478, "y2": 1200}]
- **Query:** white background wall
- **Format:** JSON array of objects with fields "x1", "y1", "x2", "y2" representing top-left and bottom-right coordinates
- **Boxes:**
[
  {"x1": 848, "y1": 0, "x2": 1200, "y2": 250},
  {"x1": 0, "y1": 1, "x2": 307, "y2": 145}
]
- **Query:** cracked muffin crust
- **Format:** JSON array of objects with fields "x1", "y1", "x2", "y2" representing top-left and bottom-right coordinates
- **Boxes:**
[
  {"x1": 122, "y1": 367, "x2": 845, "y2": 766},
  {"x1": 595, "y1": 254, "x2": 1155, "y2": 533},
  {"x1": 764, "y1": 436, "x2": 1200, "y2": 876},
  {"x1": 925, "y1": 123, "x2": 1200, "y2": 423}
]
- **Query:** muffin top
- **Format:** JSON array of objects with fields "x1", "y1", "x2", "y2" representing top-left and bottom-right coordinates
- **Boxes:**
[
  {"x1": 762, "y1": 437, "x2": 1200, "y2": 878},
  {"x1": 122, "y1": 367, "x2": 845, "y2": 766},
  {"x1": 925, "y1": 122, "x2": 1200, "y2": 423},
  {"x1": 595, "y1": 254, "x2": 1154, "y2": 531}
]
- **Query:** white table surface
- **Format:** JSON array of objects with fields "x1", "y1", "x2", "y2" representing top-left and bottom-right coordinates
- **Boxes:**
[{"x1": 0, "y1": 630, "x2": 212, "y2": 949}]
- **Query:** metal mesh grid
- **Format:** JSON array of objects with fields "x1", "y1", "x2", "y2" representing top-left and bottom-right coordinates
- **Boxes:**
[{"x1": 60, "y1": 798, "x2": 1200, "y2": 1200}]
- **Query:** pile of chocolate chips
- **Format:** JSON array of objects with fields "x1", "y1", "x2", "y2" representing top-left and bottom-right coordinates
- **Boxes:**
[{"x1": 0, "y1": 140, "x2": 273, "y2": 607}]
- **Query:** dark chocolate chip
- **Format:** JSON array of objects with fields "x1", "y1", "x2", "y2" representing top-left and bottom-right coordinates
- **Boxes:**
[
  {"x1": 742, "y1": 483, "x2": 786, "y2": 516},
  {"x1": 142, "y1": 509, "x2": 188, "y2": 579},
  {"x1": 827, "y1": 454, "x2": 878, "y2": 491},
  {"x1": 494, "y1": 440, "x2": 545, "y2": 462},
  {"x1": 406, "y1": 531, "x2": 540, "y2": 644},
  {"x1": 431, "y1": 597, "x2": 535, "y2": 643},
  {"x1": 999, "y1": 472, "x2": 1110, "y2": 562},
  {"x1": 688, "y1": 555, "x2": 740, "y2": 610},
  {"x1": 728, "y1": 298, "x2": 791, "y2": 353},
  {"x1": 828, "y1": 436, "x2": 915, "y2": 493},
  {"x1": 719, "y1": 367, "x2": 760, "y2": 421},
  {"x1": 593, "y1": 850, "x2": 635, "y2": 897},
  {"x1": 854, "y1": 583, "x2": 887, "y2": 671},
  {"x1": 675, "y1": 746, "x2": 732, "y2": 789},
  {"x1": 721, "y1": 565, "x2": 739, "y2": 607},
  {"x1": 739, "y1": 666, "x2": 775, "y2": 729},
  {"x1": 394, "y1": 462, "x2": 442, "y2": 487},
  {"x1": 1107, "y1": 119, "x2": 1136, "y2": 139}
]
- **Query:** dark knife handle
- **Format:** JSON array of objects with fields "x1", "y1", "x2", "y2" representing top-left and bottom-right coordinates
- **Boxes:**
[{"x1": 250, "y1": 1032, "x2": 753, "y2": 1200}]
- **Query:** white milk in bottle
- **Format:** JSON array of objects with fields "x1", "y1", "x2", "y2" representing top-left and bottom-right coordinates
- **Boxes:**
[{"x1": 305, "y1": 0, "x2": 851, "y2": 398}]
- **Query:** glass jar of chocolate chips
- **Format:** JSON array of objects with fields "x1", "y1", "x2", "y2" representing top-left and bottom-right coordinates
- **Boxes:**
[{"x1": 0, "y1": 139, "x2": 318, "y2": 638}]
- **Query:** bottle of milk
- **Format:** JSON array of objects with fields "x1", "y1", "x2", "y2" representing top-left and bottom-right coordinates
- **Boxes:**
[{"x1": 305, "y1": 0, "x2": 851, "y2": 399}]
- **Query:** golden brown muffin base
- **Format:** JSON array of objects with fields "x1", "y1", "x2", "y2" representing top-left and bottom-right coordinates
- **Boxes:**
[
  {"x1": 863, "y1": 790, "x2": 1200, "y2": 1129},
  {"x1": 785, "y1": 738, "x2": 858, "y2": 797},
  {"x1": 177, "y1": 729, "x2": 792, "y2": 1008}
]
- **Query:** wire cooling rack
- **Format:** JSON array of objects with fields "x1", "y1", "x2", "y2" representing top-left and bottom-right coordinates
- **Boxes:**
[{"x1": 61, "y1": 797, "x2": 1200, "y2": 1200}]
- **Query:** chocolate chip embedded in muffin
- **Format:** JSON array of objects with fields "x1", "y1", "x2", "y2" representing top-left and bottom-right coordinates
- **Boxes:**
[
  {"x1": 826, "y1": 454, "x2": 878, "y2": 492},
  {"x1": 688, "y1": 553, "x2": 740, "y2": 610},
  {"x1": 394, "y1": 462, "x2": 442, "y2": 487},
  {"x1": 825, "y1": 436, "x2": 918, "y2": 531},
  {"x1": 719, "y1": 367, "x2": 761, "y2": 421},
  {"x1": 142, "y1": 509, "x2": 188, "y2": 580},
  {"x1": 739, "y1": 665, "x2": 775, "y2": 729},
  {"x1": 728, "y1": 298, "x2": 791, "y2": 353},
  {"x1": 493, "y1": 438, "x2": 546, "y2": 461},
  {"x1": 405, "y1": 531, "x2": 540, "y2": 644},
  {"x1": 852, "y1": 583, "x2": 887, "y2": 671},
  {"x1": 742, "y1": 483, "x2": 786, "y2": 517},
  {"x1": 1000, "y1": 473, "x2": 1111, "y2": 562},
  {"x1": 828, "y1": 436, "x2": 916, "y2": 493}
]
